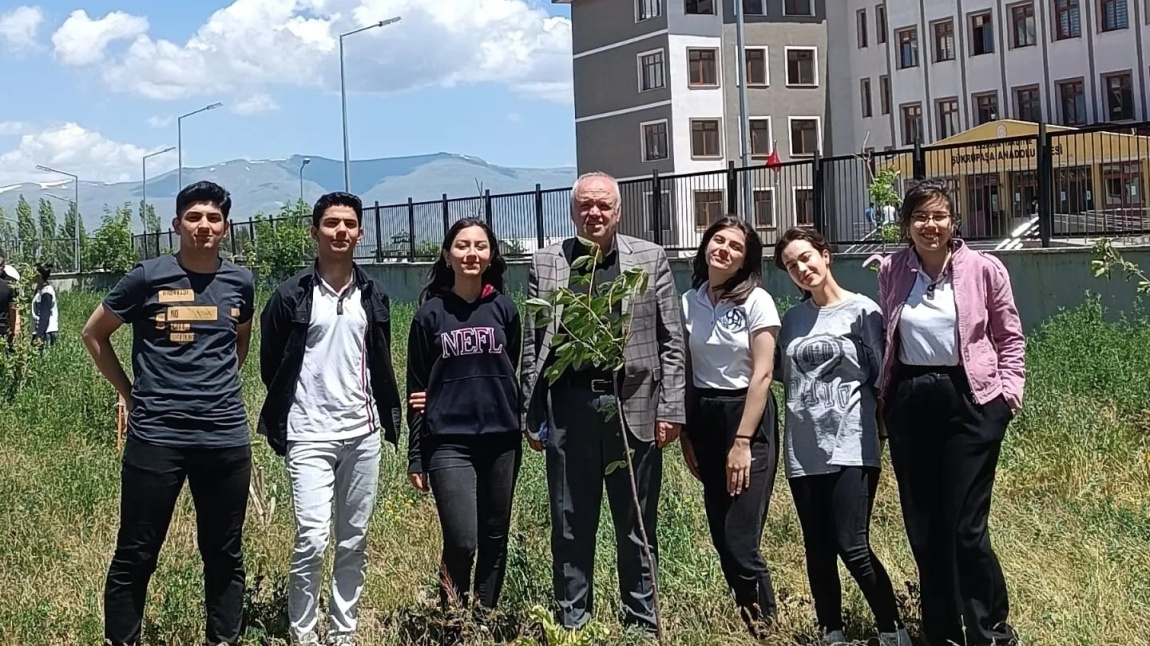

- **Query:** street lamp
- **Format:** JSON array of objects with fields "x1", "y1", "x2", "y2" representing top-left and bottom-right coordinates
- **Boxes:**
[
  {"x1": 340, "y1": 16, "x2": 401, "y2": 192},
  {"x1": 177, "y1": 102, "x2": 223, "y2": 190},
  {"x1": 34, "y1": 164, "x2": 80, "y2": 270},
  {"x1": 299, "y1": 157, "x2": 311, "y2": 203},
  {"x1": 143, "y1": 147, "x2": 176, "y2": 225}
]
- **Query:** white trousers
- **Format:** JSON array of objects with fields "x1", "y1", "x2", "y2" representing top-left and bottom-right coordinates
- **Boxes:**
[{"x1": 286, "y1": 432, "x2": 381, "y2": 640}]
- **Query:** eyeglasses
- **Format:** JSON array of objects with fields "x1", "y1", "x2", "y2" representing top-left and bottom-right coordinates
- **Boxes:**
[{"x1": 910, "y1": 211, "x2": 952, "y2": 226}]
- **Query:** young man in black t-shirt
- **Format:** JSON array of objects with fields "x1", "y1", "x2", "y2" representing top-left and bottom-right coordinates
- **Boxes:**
[
  {"x1": 0, "y1": 254, "x2": 19, "y2": 349},
  {"x1": 82, "y1": 181, "x2": 255, "y2": 646}
]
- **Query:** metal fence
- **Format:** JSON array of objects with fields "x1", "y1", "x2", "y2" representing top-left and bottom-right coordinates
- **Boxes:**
[{"x1": 123, "y1": 120, "x2": 1150, "y2": 262}]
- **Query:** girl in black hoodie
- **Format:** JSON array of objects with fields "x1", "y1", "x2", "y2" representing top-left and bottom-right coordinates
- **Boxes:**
[{"x1": 406, "y1": 218, "x2": 523, "y2": 613}]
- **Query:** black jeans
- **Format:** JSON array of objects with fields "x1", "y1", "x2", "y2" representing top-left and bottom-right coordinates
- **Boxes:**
[
  {"x1": 686, "y1": 387, "x2": 779, "y2": 619},
  {"x1": 427, "y1": 432, "x2": 522, "y2": 609},
  {"x1": 884, "y1": 364, "x2": 1015, "y2": 646},
  {"x1": 789, "y1": 467, "x2": 901, "y2": 633},
  {"x1": 104, "y1": 436, "x2": 252, "y2": 646}
]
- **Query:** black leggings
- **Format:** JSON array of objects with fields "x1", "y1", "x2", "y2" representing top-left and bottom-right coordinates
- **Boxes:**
[
  {"x1": 427, "y1": 433, "x2": 522, "y2": 609},
  {"x1": 686, "y1": 387, "x2": 779, "y2": 617},
  {"x1": 789, "y1": 467, "x2": 901, "y2": 633}
]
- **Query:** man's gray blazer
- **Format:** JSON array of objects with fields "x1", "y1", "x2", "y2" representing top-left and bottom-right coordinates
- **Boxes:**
[{"x1": 519, "y1": 234, "x2": 687, "y2": 442}]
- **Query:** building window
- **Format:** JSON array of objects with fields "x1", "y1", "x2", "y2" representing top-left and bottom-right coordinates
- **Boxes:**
[
  {"x1": 753, "y1": 189, "x2": 775, "y2": 228},
  {"x1": 1057, "y1": 78, "x2": 1086, "y2": 124},
  {"x1": 638, "y1": 50, "x2": 665, "y2": 92},
  {"x1": 857, "y1": 9, "x2": 869, "y2": 47},
  {"x1": 970, "y1": 12, "x2": 994, "y2": 55},
  {"x1": 901, "y1": 103, "x2": 923, "y2": 145},
  {"x1": 746, "y1": 48, "x2": 768, "y2": 85},
  {"x1": 688, "y1": 48, "x2": 718, "y2": 87},
  {"x1": 897, "y1": 28, "x2": 919, "y2": 68},
  {"x1": 880, "y1": 75, "x2": 891, "y2": 114},
  {"x1": 750, "y1": 118, "x2": 773, "y2": 156},
  {"x1": 1100, "y1": 0, "x2": 1129, "y2": 32},
  {"x1": 690, "y1": 119, "x2": 722, "y2": 158},
  {"x1": 933, "y1": 20, "x2": 955, "y2": 61},
  {"x1": 743, "y1": 0, "x2": 766, "y2": 14},
  {"x1": 1102, "y1": 162, "x2": 1143, "y2": 208},
  {"x1": 974, "y1": 92, "x2": 999, "y2": 124},
  {"x1": 1015, "y1": 85, "x2": 1042, "y2": 122},
  {"x1": 694, "y1": 190, "x2": 724, "y2": 229},
  {"x1": 790, "y1": 118, "x2": 819, "y2": 156},
  {"x1": 861, "y1": 78, "x2": 873, "y2": 117},
  {"x1": 784, "y1": 0, "x2": 813, "y2": 16},
  {"x1": 785, "y1": 48, "x2": 818, "y2": 86},
  {"x1": 1054, "y1": 0, "x2": 1081, "y2": 40},
  {"x1": 685, "y1": 0, "x2": 714, "y2": 15},
  {"x1": 794, "y1": 188, "x2": 814, "y2": 226},
  {"x1": 1105, "y1": 72, "x2": 1134, "y2": 120},
  {"x1": 877, "y1": 5, "x2": 887, "y2": 43},
  {"x1": 937, "y1": 98, "x2": 960, "y2": 139},
  {"x1": 642, "y1": 121, "x2": 668, "y2": 161},
  {"x1": 1011, "y1": 3, "x2": 1037, "y2": 47},
  {"x1": 637, "y1": 0, "x2": 661, "y2": 21}
]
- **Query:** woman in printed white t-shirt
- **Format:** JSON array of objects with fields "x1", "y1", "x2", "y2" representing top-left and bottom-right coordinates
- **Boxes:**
[
  {"x1": 681, "y1": 216, "x2": 782, "y2": 640},
  {"x1": 31, "y1": 262, "x2": 59, "y2": 347}
]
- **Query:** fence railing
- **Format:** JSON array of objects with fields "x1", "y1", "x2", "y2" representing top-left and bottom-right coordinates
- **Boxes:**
[{"x1": 122, "y1": 120, "x2": 1150, "y2": 263}]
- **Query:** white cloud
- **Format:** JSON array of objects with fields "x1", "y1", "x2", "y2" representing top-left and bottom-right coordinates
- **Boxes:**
[
  {"x1": 0, "y1": 121, "x2": 32, "y2": 136},
  {"x1": 52, "y1": 0, "x2": 572, "y2": 103},
  {"x1": 0, "y1": 122, "x2": 169, "y2": 185},
  {"x1": 232, "y1": 93, "x2": 280, "y2": 115},
  {"x1": 52, "y1": 9, "x2": 149, "y2": 66},
  {"x1": 0, "y1": 5, "x2": 43, "y2": 51},
  {"x1": 146, "y1": 115, "x2": 172, "y2": 129}
]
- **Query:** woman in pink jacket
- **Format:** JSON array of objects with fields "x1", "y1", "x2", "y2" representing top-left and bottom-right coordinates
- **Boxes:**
[{"x1": 877, "y1": 179, "x2": 1025, "y2": 646}]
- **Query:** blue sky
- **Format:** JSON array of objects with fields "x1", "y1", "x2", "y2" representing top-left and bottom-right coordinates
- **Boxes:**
[{"x1": 0, "y1": 0, "x2": 575, "y2": 186}]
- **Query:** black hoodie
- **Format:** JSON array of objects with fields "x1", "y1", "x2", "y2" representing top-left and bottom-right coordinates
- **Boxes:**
[{"x1": 406, "y1": 285, "x2": 522, "y2": 473}]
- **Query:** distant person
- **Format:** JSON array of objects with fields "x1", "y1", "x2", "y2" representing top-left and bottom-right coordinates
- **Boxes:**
[
  {"x1": 0, "y1": 254, "x2": 19, "y2": 350},
  {"x1": 82, "y1": 181, "x2": 255, "y2": 646},
  {"x1": 878, "y1": 179, "x2": 1025, "y2": 646},
  {"x1": 31, "y1": 262, "x2": 59, "y2": 348},
  {"x1": 680, "y1": 217, "x2": 781, "y2": 638},
  {"x1": 519, "y1": 172, "x2": 686, "y2": 635},
  {"x1": 774, "y1": 227, "x2": 910, "y2": 646},
  {"x1": 0, "y1": 254, "x2": 20, "y2": 281},
  {"x1": 258, "y1": 191, "x2": 402, "y2": 646},
  {"x1": 405, "y1": 218, "x2": 522, "y2": 616},
  {"x1": 865, "y1": 202, "x2": 876, "y2": 229}
]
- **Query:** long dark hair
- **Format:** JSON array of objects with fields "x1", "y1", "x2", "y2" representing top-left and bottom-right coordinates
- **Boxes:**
[
  {"x1": 773, "y1": 227, "x2": 833, "y2": 301},
  {"x1": 419, "y1": 218, "x2": 507, "y2": 303},
  {"x1": 691, "y1": 216, "x2": 763, "y2": 304}
]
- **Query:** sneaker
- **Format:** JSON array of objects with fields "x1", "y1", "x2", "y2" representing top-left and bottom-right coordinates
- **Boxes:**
[
  {"x1": 878, "y1": 627, "x2": 912, "y2": 646},
  {"x1": 738, "y1": 604, "x2": 771, "y2": 640},
  {"x1": 326, "y1": 634, "x2": 355, "y2": 646},
  {"x1": 292, "y1": 633, "x2": 321, "y2": 646},
  {"x1": 823, "y1": 629, "x2": 847, "y2": 645}
]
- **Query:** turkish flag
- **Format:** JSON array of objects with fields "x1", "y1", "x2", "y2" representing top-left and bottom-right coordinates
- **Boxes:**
[{"x1": 765, "y1": 149, "x2": 781, "y2": 172}]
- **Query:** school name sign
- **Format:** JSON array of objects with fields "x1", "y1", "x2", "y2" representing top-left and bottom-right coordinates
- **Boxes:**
[{"x1": 949, "y1": 142, "x2": 1064, "y2": 165}]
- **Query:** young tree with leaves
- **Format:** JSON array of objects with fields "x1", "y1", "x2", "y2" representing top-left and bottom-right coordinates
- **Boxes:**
[
  {"x1": 15, "y1": 195, "x2": 36, "y2": 262},
  {"x1": 37, "y1": 198, "x2": 58, "y2": 264}
]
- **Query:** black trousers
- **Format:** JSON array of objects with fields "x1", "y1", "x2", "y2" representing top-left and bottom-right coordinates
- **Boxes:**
[
  {"x1": 427, "y1": 433, "x2": 522, "y2": 610},
  {"x1": 884, "y1": 364, "x2": 1015, "y2": 646},
  {"x1": 789, "y1": 467, "x2": 901, "y2": 633},
  {"x1": 686, "y1": 387, "x2": 779, "y2": 618},
  {"x1": 104, "y1": 436, "x2": 251, "y2": 646},
  {"x1": 545, "y1": 381, "x2": 663, "y2": 632}
]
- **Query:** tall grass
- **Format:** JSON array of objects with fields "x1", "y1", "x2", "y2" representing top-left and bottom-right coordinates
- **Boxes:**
[{"x1": 0, "y1": 292, "x2": 1147, "y2": 645}]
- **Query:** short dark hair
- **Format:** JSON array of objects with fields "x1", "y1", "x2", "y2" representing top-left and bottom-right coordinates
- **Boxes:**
[
  {"x1": 177, "y1": 181, "x2": 232, "y2": 219},
  {"x1": 899, "y1": 178, "x2": 956, "y2": 231},
  {"x1": 35, "y1": 262, "x2": 52, "y2": 281},
  {"x1": 690, "y1": 216, "x2": 763, "y2": 304},
  {"x1": 311, "y1": 192, "x2": 363, "y2": 227}
]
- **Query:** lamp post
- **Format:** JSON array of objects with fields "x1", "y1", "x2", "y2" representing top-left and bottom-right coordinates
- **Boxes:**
[
  {"x1": 340, "y1": 17, "x2": 401, "y2": 192},
  {"x1": 34, "y1": 164, "x2": 79, "y2": 270},
  {"x1": 177, "y1": 102, "x2": 223, "y2": 190},
  {"x1": 142, "y1": 146, "x2": 176, "y2": 225},
  {"x1": 734, "y1": 0, "x2": 753, "y2": 221},
  {"x1": 299, "y1": 157, "x2": 311, "y2": 203}
]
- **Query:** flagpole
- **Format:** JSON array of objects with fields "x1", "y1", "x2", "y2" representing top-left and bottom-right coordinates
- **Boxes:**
[{"x1": 735, "y1": 0, "x2": 753, "y2": 221}]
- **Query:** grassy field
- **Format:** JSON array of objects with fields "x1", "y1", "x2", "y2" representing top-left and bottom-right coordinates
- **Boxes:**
[{"x1": 0, "y1": 289, "x2": 1148, "y2": 646}]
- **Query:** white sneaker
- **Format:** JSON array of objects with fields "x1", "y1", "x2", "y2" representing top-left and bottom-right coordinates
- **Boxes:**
[
  {"x1": 326, "y1": 634, "x2": 355, "y2": 646},
  {"x1": 878, "y1": 627, "x2": 912, "y2": 646},
  {"x1": 292, "y1": 633, "x2": 321, "y2": 646},
  {"x1": 823, "y1": 629, "x2": 847, "y2": 645}
]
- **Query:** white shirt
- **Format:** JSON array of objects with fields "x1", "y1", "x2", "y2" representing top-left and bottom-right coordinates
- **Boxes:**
[
  {"x1": 897, "y1": 271, "x2": 960, "y2": 366},
  {"x1": 286, "y1": 278, "x2": 378, "y2": 442},
  {"x1": 682, "y1": 284, "x2": 781, "y2": 389},
  {"x1": 31, "y1": 284, "x2": 59, "y2": 334}
]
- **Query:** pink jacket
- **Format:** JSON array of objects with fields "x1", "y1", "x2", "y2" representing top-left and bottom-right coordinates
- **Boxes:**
[{"x1": 877, "y1": 239, "x2": 1026, "y2": 411}]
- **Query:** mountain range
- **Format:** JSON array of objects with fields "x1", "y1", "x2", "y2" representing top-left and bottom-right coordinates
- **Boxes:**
[{"x1": 0, "y1": 153, "x2": 577, "y2": 240}]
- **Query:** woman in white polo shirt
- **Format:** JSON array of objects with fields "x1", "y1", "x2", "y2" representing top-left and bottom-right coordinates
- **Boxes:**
[{"x1": 681, "y1": 216, "x2": 781, "y2": 639}]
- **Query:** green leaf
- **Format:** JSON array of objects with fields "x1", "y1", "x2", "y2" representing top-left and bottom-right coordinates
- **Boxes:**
[
  {"x1": 525, "y1": 297, "x2": 553, "y2": 311},
  {"x1": 604, "y1": 459, "x2": 627, "y2": 476},
  {"x1": 571, "y1": 254, "x2": 595, "y2": 272}
]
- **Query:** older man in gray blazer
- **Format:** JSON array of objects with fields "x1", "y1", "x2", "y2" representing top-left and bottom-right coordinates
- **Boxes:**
[{"x1": 520, "y1": 171, "x2": 686, "y2": 634}]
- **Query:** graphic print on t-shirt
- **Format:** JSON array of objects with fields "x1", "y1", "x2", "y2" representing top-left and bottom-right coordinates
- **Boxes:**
[
  {"x1": 440, "y1": 326, "x2": 505, "y2": 358},
  {"x1": 153, "y1": 290, "x2": 227, "y2": 343},
  {"x1": 717, "y1": 307, "x2": 747, "y2": 333},
  {"x1": 789, "y1": 333, "x2": 853, "y2": 410}
]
